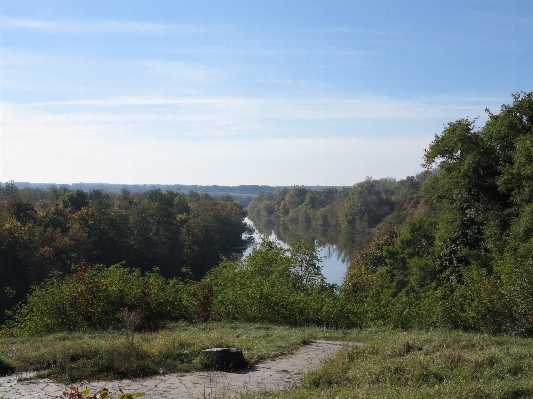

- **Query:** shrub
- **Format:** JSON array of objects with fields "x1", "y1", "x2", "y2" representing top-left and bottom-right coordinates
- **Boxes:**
[
  {"x1": 2, "y1": 263, "x2": 195, "y2": 336},
  {"x1": 204, "y1": 238, "x2": 339, "y2": 326}
]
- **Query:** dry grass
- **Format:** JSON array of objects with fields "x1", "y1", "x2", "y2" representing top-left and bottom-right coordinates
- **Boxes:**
[{"x1": 0, "y1": 322, "x2": 353, "y2": 383}]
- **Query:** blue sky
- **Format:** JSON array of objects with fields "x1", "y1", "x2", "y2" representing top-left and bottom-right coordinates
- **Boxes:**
[{"x1": 1, "y1": 1, "x2": 532, "y2": 186}]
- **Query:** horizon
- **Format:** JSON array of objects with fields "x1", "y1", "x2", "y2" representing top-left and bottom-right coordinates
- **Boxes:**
[
  {"x1": 1, "y1": 1, "x2": 532, "y2": 186},
  {"x1": 9, "y1": 180, "x2": 355, "y2": 189}
]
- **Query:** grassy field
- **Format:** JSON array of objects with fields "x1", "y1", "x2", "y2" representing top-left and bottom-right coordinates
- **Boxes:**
[
  {"x1": 0, "y1": 322, "x2": 354, "y2": 383},
  {"x1": 250, "y1": 329, "x2": 533, "y2": 399},
  {"x1": 1, "y1": 323, "x2": 533, "y2": 398}
]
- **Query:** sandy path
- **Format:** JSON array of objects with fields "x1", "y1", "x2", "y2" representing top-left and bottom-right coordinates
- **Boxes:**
[{"x1": 0, "y1": 340, "x2": 360, "y2": 399}]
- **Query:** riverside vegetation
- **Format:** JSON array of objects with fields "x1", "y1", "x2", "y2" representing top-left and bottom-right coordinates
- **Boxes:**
[
  {"x1": 0, "y1": 188, "x2": 249, "y2": 325},
  {"x1": 1, "y1": 93, "x2": 533, "y2": 398}
]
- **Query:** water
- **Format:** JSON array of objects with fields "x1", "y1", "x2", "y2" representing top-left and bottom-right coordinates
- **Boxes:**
[{"x1": 242, "y1": 216, "x2": 356, "y2": 285}]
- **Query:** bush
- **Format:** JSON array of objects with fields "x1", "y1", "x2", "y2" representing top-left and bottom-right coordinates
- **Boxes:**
[
  {"x1": 2, "y1": 263, "x2": 196, "y2": 336},
  {"x1": 204, "y1": 238, "x2": 340, "y2": 326}
]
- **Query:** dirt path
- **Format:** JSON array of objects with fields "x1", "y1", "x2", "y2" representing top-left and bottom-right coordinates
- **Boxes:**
[{"x1": 0, "y1": 340, "x2": 360, "y2": 399}]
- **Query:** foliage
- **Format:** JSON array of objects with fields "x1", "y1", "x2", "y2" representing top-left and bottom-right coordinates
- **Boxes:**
[
  {"x1": 2, "y1": 264, "x2": 195, "y2": 336},
  {"x1": 57, "y1": 386, "x2": 144, "y2": 399},
  {"x1": 204, "y1": 238, "x2": 340, "y2": 326},
  {"x1": 338, "y1": 92, "x2": 533, "y2": 336},
  {"x1": 0, "y1": 187, "x2": 247, "y2": 324},
  {"x1": 181, "y1": 196, "x2": 249, "y2": 279}
]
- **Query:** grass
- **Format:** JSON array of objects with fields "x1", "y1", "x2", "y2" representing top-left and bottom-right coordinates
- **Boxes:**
[
  {"x1": 0, "y1": 321, "x2": 353, "y2": 383},
  {"x1": 246, "y1": 329, "x2": 533, "y2": 399},
  {"x1": 2, "y1": 324, "x2": 533, "y2": 398}
]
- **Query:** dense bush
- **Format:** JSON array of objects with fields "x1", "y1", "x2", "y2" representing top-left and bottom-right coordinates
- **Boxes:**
[
  {"x1": 2, "y1": 263, "x2": 195, "y2": 336},
  {"x1": 203, "y1": 238, "x2": 341, "y2": 327}
]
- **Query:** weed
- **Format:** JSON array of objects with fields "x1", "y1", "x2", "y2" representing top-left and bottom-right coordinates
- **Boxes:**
[{"x1": 56, "y1": 385, "x2": 145, "y2": 399}]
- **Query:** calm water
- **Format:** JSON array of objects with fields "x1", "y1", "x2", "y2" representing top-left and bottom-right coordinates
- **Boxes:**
[{"x1": 242, "y1": 216, "x2": 357, "y2": 285}]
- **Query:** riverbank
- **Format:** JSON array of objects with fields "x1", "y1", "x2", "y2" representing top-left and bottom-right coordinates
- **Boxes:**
[{"x1": 244, "y1": 216, "x2": 352, "y2": 285}]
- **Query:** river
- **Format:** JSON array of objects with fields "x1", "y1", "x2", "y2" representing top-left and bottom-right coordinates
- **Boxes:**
[{"x1": 242, "y1": 216, "x2": 358, "y2": 286}]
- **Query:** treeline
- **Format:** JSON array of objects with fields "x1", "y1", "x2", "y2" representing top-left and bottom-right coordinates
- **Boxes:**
[
  {"x1": 13, "y1": 183, "x2": 283, "y2": 195},
  {"x1": 0, "y1": 185, "x2": 248, "y2": 324},
  {"x1": 12, "y1": 182, "x2": 265, "y2": 209},
  {"x1": 14, "y1": 182, "x2": 336, "y2": 196},
  {"x1": 247, "y1": 174, "x2": 431, "y2": 248},
  {"x1": 12, "y1": 183, "x2": 345, "y2": 212}
]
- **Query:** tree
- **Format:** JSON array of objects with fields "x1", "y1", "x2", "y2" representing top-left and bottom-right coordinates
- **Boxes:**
[
  {"x1": 6, "y1": 200, "x2": 37, "y2": 225},
  {"x1": 419, "y1": 92, "x2": 533, "y2": 333},
  {"x1": 423, "y1": 93, "x2": 533, "y2": 262},
  {"x1": 62, "y1": 190, "x2": 90, "y2": 213}
]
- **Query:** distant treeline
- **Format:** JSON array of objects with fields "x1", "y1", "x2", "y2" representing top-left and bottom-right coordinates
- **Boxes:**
[
  {"x1": 0, "y1": 184, "x2": 248, "y2": 324},
  {"x1": 12, "y1": 183, "x2": 341, "y2": 210},
  {"x1": 247, "y1": 173, "x2": 434, "y2": 248},
  {"x1": 14, "y1": 182, "x2": 340, "y2": 195}
]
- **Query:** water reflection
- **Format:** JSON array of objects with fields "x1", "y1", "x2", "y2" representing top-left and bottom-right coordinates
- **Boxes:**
[{"x1": 243, "y1": 216, "x2": 359, "y2": 285}]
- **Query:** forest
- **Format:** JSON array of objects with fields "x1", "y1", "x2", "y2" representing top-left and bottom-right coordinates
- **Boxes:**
[
  {"x1": 1, "y1": 92, "x2": 533, "y2": 338},
  {"x1": 0, "y1": 187, "x2": 248, "y2": 325}
]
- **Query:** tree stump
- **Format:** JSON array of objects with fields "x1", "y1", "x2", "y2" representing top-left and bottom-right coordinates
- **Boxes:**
[{"x1": 202, "y1": 348, "x2": 248, "y2": 371}]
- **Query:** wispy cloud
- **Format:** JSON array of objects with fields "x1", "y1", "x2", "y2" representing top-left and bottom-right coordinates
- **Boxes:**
[
  {"x1": 0, "y1": 92, "x2": 507, "y2": 185},
  {"x1": 23, "y1": 94, "x2": 501, "y2": 121},
  {"x1": 0, "y1": 16, "x2": 226, "y2": 35},
  {"x1": 473, "y1": 9, "x2": 533, "y2": 28},
  {"x1": 0, "y1": 94, "x2": 502, "y2": 179}
]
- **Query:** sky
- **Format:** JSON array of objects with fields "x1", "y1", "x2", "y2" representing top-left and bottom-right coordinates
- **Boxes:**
[{"x1": 1, "y1": 1, "x2": 532, "y2": 186}]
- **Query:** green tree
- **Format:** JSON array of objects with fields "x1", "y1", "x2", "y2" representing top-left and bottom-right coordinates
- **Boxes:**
[
  {"x1": 6, "y1": 199, "x2": 37, "y2": 225},
  {"x1": 62, "y1": 190, "x2": 90, "y2": 213},
  {"x1": 419, "y1": 92, "x2": 533, "y2": 333}
]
